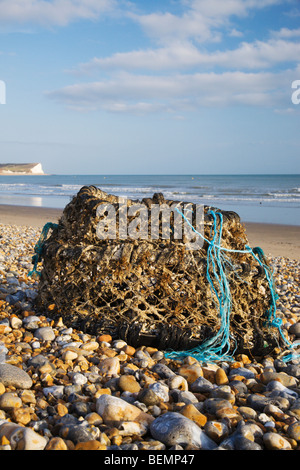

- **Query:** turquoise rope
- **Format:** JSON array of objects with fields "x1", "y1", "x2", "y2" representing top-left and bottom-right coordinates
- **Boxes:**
[
  {"x1": 29, "y1": 222, "x2": 59, "y2": 277},
  {"x1": 164, "y1": 208, "x2": 299, "y2": 363}
]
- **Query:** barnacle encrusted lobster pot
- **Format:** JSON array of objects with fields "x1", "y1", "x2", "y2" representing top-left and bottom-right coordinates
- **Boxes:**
[{"x1": 35, "y1": 185, "x2": 282, "y2": 357}]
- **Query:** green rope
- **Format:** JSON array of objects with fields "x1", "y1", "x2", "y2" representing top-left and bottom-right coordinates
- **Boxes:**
[{"x1": 29, "y1": 222, "x2": 59, "y2": 277}]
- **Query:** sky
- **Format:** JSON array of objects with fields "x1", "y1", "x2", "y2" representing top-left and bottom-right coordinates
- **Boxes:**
[{"x1": 0, "y1": 0, "x2": 300, "y2": 175}]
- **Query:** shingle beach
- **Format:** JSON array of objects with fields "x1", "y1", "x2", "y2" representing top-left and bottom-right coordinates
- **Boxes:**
[{"x1": 0, "y1": 220, "x2": 300, "y2": 451}]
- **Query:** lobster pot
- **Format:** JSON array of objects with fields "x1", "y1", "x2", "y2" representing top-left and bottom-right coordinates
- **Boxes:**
[{"x1": 35, "y1": 185, "x2": 281, "y2": 356}]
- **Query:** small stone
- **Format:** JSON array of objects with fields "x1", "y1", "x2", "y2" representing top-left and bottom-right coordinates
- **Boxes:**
[
  {"x1": 11, "y1": 406, "x2": 32, "y2": 425},
  {"x1": 209, "y1": 385, "x2": 235, "y2": 404},
  {"x1": 62, "y1": 350, "x2": 78, "y2": 361},
  {"x1": 0, "y1": 392, "x2": 22, "y2": 410},
  {"x1": 34, "y1": 326, "x2": 56, "y2": 342},
  {"x1": 176, "y1": 390, "x2": 198, "y2": 405},
  {"x1": 139, "y1": 440, "x2": 165, "y2": 450},
  {"x1": 0, "y1": 364, "x2": 32, "y2": 389},
  {"x1": 148, "y1": 382, "x2": 169, "y2": 402},
  {"x1": 43, "y1": 385, "x2": 64, "y2": 399},
  {"x1": 178, "y1": 363, "x2": 203, "y2": 383},
  {"x1": 98, "y1": 357, "x2": 120, "y2": 376},
  {"x1": 203, "y1": 398, "x2": 233, "y2": 415},
  {"x1": 85, "y1": 412, "x2": 103, "y2": 426},
  {"x1": 118, "y1": 374, "x2": 141, "y2": 393},
  {"x1": 57, "y1": 403, "x2": 68, "y2": 417},
  {"x1": 45, "y1": 437, "x2": 68, "y2": 450},
  {"x1": 38, "y1": 362, "x2": 56, "y2": 375},
  {"x1": 180, "y1": 403, "x2": 207, "y2": 427},
  {"x1": 238, "y1": 406, "x2": 257, "y2": 420},
  {"x1": 167, "y1": 375, "x2": 188, "y2": 391},
  {"x1": 287, "y1": 422, "x2": 300, "y2": 442},
  {"x1": 98, "y1": 334, "x2": 112, "y2": 343},
  {"x1": 216, "y1": 406, "x2": 241, "y2": 421},
  {"x1": 74, "y1": 440, "x2": 106, "y2": 450},
  {"x1": 113, "y1": 340, "x2": 127, "y2": 350},
  {"x1": 60, "y1": 423, "x2": 100, "y2": 444},
  {"x1": 71, "y1": 372, "x2": 88, "y2": 386},
  {"x1": 23, "y1": 315, "x2": 41, "y2": 330},
  {"x1": 118, "y1": 421, "x2": 148, "y2": 437},
  {"x1": 71, "y1": 401, "x2": 91, "y2": 417},
  {"x1": 80, "y1": 341, "x2": 99, "y2": 351},
  {"x1": 10, "y1": 316, "x2": 22, "y2": 329},
  {"x1": 96, "y1": 394, "x2": 154, "y2": 427},
  {"x1": 215, "y1": 367, "x2": 229, "y2": 385},
  {"x1": 204, "y1": 420, "x2": 229, "y2": 443},
  {"x1": 138, "y1": 388, "x2": 161, "y2": 406},
  {"x1": 263, "y1": 432, "x2": 292, "y2": 450},
  {"x1": 123, "y1": 345, "x2": 135, "y2": 356},
  {"x1": 190, "y1": 376, "x2": 215, "y2": 393},
  {"x1": 150, "y1": 412, "x2": 217, "y2": 449},
  {"x1": 229, "y1": 367, "x2": 255, "y2": 380},
  {"x1": 152, "y1": 363, "x2": 176, "y2": 379}
]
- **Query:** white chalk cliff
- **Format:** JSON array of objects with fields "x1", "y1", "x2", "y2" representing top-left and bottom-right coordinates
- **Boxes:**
[{"x1": 0, "y1": 163, "x2": 45, "y2": 175}]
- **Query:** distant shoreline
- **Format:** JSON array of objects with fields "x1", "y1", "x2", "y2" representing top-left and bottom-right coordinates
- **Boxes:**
[
  {"x1": 0, "y1": 163, "x2": 45, "y2": 176},
  {"x1": 0, "y1": 173, "x2": 46, "y2": 176}
]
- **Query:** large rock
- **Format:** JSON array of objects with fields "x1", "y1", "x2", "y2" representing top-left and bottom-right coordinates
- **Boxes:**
[
  {"x1": 0, "y1": 422, "x2": 47, "y2": 450},
  {"x1": 0, "y1": 364, "x2": 32, "y2": 389},
  {"x1": 150, "y1": 412, "x2": 217, "y2": 449}
]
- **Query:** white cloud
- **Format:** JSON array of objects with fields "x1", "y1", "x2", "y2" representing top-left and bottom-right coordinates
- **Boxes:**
[
  {"x1": 47, "y1": 68, "x2": 296, "y2": 114},
  {"x1": 271, "y1": 27, "x2": 300, "y2": 38},
  {"x1": 128, "y1": 0, "x2": 285, "y2": 45},
  {"x1": 0, "y1": 0, "x2": 116, "y2": 26},
  {"x1": 74, "y1": 38, "x2": 300, "y2": 73}
]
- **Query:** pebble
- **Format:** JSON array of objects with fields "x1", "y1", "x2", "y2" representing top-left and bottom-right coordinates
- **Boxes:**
[
  {"x1": 263, "y1": 432, "x2": 292, "y2": 450},
  {"x1": 148, "y1": 382, "x2": 169, "y2": 402},
  {"x1": 96, "y1": 394, "x2": 154, "y2": 427},
  {"x1": 0, "y1": 392, "x2": 22, "y2": 410},
  {"x1": 0, "y1": 224, "x2": 299, "y2": 451},
  {"x1": 0, "y1": 421, "x2": 48, "y2": 450},
  {"x1": 98, "y1": 357, "x2": 120, "y2": 376},
  {"x1": 0, "y1": 364, "x2": 32, "y2": 389},
  {"x1": 150, "y1": 412, "x2": 217, "y2": 449},
  {"x1": 34, "y1": 326, "x2": 55, "y2": 342},
  {"x1": 118, "y1": 374, "x2": 141, "y2": 393}
]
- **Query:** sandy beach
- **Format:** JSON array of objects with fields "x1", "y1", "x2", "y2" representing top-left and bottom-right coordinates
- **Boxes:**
[{"x1": 0, "y1": 204, "x2": 299, "y2": 261}]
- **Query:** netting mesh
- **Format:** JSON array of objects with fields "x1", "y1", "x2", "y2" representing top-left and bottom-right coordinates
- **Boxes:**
[{"x1": 34, "y1": 185, "x2": 282, "y2": 357}]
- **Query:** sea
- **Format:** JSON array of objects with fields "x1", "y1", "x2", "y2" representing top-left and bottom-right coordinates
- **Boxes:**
[{"x1": 0, "y1": 174, "x2": 299, "y2": 226}]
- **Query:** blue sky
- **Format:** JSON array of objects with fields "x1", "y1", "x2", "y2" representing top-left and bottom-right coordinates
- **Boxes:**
[{"x1": 0, "y1": 0, "x2": 300, "y2": 175}]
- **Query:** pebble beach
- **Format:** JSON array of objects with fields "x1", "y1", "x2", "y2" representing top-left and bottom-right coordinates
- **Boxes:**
[{"x1": 0, "y1": 221, "x2": 300, "y2": 452}]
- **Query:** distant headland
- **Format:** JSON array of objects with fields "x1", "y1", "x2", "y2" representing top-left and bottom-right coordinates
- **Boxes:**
[{"x1": 0, "y1": 163, "x2": 45, "y2": 175}]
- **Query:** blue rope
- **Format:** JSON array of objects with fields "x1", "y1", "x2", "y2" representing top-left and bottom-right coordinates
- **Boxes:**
[
  {"x1": 29, "y1": 222, "x2": 59, "y2": 277},
  {"x1": 164, "y1": 208, "x2": 299, "y2": 363}
]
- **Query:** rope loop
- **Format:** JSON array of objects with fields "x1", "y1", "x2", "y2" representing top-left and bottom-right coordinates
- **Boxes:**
[
  {"x1": 164, "y1": 208, "x2": 300, "y2": 363},
  {"x1": 29, "y1": 222, "x2": 59, "y2": 277}
]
